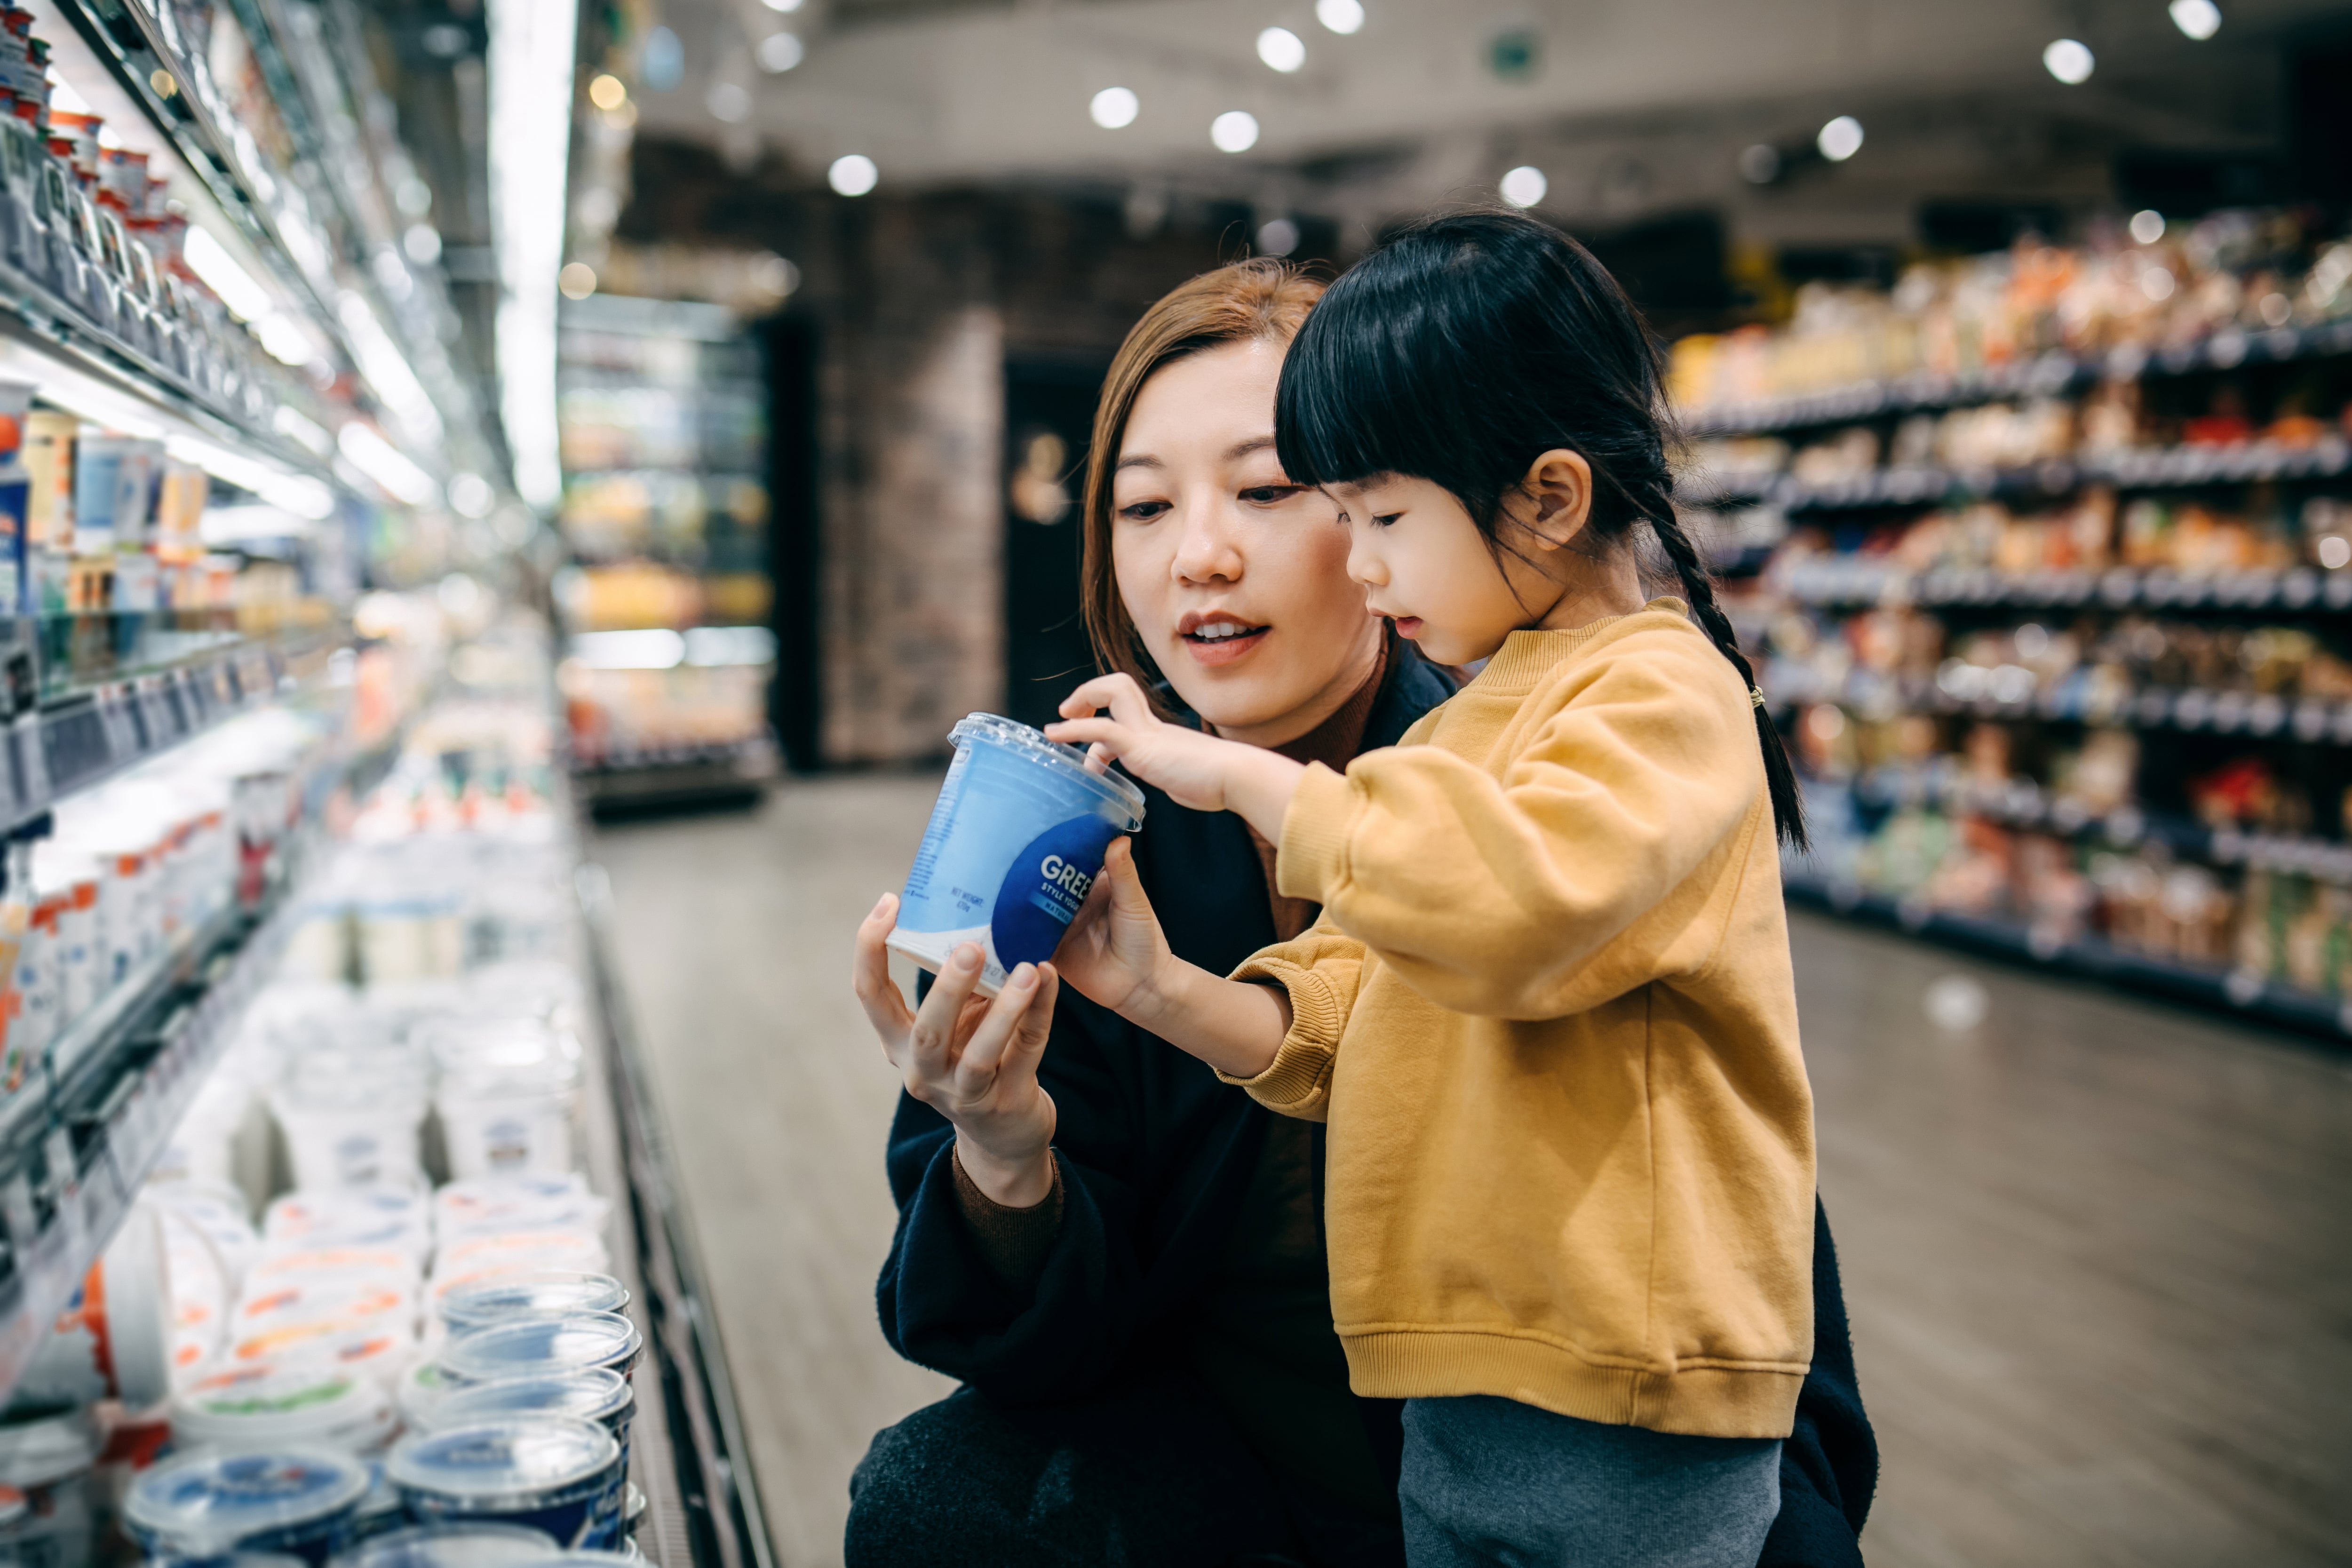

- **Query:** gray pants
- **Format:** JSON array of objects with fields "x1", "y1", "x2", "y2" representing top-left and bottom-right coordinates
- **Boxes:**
[{"x1": 1399, "y1": 1396, "x2": 1781, "y2": 1568}]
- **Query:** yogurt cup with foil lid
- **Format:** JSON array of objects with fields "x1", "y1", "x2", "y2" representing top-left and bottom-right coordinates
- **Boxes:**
[
  {"x1": 326, "y1": 1521, "x2": 562, "y2": 1568},
  {"x1": 439, "y1": 1315, "x2": 641, "y2": 1385},
  {"x1": 226, "y1": 1318, "x2": 413, "y2": 1381},
  {"x1": 423, "y1": 1371, "x2": 634, "y2": 1467},
  {"x1": 174, "y1": 1363, "x2": 399, "y2": 1455},
  {"x1": 125, "y1": 1448, "x2": 371, "y2": 1565},
  {"x1": 887, "y1": 713, "x2": 1146, "y2": 996},
  {"x1": 386, "y1": 1420, "x2": 623, "y2": 1550},
  {"x1": 438, "y1": 1274, "x2": 628, "y2": 1337}
]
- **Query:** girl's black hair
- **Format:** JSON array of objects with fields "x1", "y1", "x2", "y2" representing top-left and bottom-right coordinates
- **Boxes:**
[{"x1": 1275, "y1": 209, "x2": 1806, "y2": 849}]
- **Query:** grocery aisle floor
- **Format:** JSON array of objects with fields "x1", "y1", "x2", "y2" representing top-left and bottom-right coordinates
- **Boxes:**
[{"x1": 592, "y1": 777, "x2": 2352, "y2": 1568}]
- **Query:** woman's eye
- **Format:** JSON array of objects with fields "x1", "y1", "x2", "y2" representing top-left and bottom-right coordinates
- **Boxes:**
[
  {"x1": 1238, "y1": 486, "x2": 1294, "y2": 505},
  {"x1": 1118, "y1": 500, "x2": 1171, "y2": 522}
]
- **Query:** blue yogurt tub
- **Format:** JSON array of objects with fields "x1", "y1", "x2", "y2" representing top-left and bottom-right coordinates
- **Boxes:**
[
  {"x1": 887, "y1": 714, "x2": 1145, "y2": 995},
  {"x1": 123, "y1": 1448, "x2": 371, "y2": 1566},
  {"x1": 426, "y1": 1370, "x2": 636, "y2": 1469},
  {"x1": 385, "y1": 1419, "x2": 624, "y2": 1551}
]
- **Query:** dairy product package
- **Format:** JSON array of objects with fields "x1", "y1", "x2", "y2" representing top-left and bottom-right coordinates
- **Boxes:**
[{"x1": 886, "y1": 713, "x2": 1144, "y2": 995}]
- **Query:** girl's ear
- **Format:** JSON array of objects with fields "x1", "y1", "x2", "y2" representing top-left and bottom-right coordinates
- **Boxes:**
[{"x1": 1514, "y1": 448, "x2": 1595, "y2": 551}]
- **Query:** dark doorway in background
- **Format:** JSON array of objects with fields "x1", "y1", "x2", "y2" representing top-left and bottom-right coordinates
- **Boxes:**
[
  {"x1": 766, "y1": 315, "x2": 823, "y2": 772},
  {"x1": 1002, "y1": 356, "x2": 1111, "y2": 732}
]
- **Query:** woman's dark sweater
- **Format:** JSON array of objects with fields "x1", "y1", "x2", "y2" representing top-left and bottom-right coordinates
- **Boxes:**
[{"x1": 876, "y1": 651, "x2": 1877, "y2": 1562}]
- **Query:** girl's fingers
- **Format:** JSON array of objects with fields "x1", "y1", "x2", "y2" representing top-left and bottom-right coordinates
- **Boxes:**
[
  {"x1": 1057, "y1": 672, "x2": 1151, "y2": 723},
  {"x1": 850, "y1": 893, "x2": 915, "y2": 1050},
  {"x1": 1083, "y1": 742, "x2": 1113, "y2": 775},
  {"x1": 1042, "y1": 716, "x2": 1122, "y2": 752}
]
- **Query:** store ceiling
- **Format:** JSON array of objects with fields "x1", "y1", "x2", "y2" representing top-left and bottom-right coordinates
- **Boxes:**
[{"x1": 623, "y1": 0, "x2": 2343, "y2": 231}]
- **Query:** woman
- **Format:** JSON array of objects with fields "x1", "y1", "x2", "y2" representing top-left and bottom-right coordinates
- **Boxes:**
[{"x1": 847, "y1": 260, "x2": 1876, "y2": 1568}]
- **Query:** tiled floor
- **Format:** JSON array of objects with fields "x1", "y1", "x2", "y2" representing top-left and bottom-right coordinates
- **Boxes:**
[{"x1": 593, "y1": 775, "x2": 2352, "y2": 1568}]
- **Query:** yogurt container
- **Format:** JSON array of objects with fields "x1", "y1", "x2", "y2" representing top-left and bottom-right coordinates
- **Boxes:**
[
  {"x1": 125, "y1": 1448, "x2": 372, "y2": 1565},
  {"x1": 327, "y1": 1522, "x2": 562, "y2": 1568},
  {"x1": 438, "y1": 1274, "x2": 629, "y2": 1337},
  {"x1": 887, "y1": 714, "x2": 1144, "y2": 995},
  {"x1": 423, "y1": 1371, "x2": 634, "y2": 1467},
  {"x1": 173, "y1": 1362, "x2": 400, "y2": 1455},
  {"x1": 385, "y1": 1420, "x2": 623, "y2": 1550},
  {"x1": 439, "y1": 1315, "x2": 641, "y2": 1386}
]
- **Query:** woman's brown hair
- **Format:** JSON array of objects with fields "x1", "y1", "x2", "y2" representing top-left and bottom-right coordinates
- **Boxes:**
[{"x1": 1080, "y1": 259, "x2": 1326, "y2": 699}]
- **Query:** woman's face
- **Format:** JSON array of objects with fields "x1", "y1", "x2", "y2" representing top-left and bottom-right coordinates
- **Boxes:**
[{"x1": 1110, "y1": 338, "x2": 1383, "y2": 749}]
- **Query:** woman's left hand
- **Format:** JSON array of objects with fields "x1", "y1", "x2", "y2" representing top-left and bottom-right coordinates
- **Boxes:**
[{"x1": 1048, "y1": 673, "x2": 1267, "y2": 815}]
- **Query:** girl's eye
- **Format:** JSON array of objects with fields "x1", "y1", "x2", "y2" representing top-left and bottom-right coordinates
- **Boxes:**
[
  {"x1": 1119, "y1": 500, "x2": 1171, "y2": 522},
  {"x1": 1372, "y1": 512, "x2": 1404, "y2": 528}
]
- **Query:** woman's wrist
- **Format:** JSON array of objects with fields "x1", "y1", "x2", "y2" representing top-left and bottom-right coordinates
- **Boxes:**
[{"x1": 954, "y1": 1133, "x2": 1056, "y2": 1209}]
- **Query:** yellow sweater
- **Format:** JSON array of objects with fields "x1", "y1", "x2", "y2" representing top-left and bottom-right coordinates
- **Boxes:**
[{"x1": 1225, "y1": 601, "x2": 1814, "y2": 1439}]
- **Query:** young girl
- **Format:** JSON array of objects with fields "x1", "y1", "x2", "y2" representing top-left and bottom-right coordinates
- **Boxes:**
[{"x1": 1045, "y1": 211, "x2": 1817, "y2": 1567}]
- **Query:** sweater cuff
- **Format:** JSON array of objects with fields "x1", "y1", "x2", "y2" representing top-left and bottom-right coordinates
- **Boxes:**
[
  {"x1": 949, "y1": 1146, "x2": 1065, "y2": 1287},
  {"x1": 1214, "y1": 959, "x2": 1340, "y2": 1117},
  {"x1": 1275, "y1": 761, "x2": 1357, "y2": 902}
]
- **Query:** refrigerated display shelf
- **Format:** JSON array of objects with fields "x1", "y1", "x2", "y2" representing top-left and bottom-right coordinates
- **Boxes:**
[
  {"x1": 1782, "y1": 871, "x2": 2352, "y2": 1042},
  {"x1": 1767, "y1": 674, "x2": 2352, "y2": 745},
  {"x1": 1769, "y1": 560, "x2": 2352, "y2": 613},
  {"x1": 1687, "y1": 321, "x2": 2352, "y2": 438},
  {"x1": 573, "y1": 735, "x2": 778, "y2": 817},
  {"x1": 1684, "y1": 437, "x2": 2352, "y2": 511}
]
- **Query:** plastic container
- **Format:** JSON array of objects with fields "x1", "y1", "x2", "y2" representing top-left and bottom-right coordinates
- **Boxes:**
[
  {"x1": 269, "y1": 1081, "x2": 428, "y2": 1191},
  {"x1": 0, "y1": 1407, "x2": 99, "y2": 1567},
  {"x1": 422, "y1": 1371, "x2": 634, "y2": 1465},
  {"x1": 886, "y1": 713, "x2": 1145, "y2": 995},
  {"x1": 264, "y1": 1192, "x2": 431, "y2": 1259},
  {"x1": 439, "y1": 1316, "x2": 641, "y2": 1386},
  {"x1": 124, "y1": 1448, "x2": 372, "y2": 1566},
  {"x1": 12, "y1": 1201, "x2": 173, "y2": 1411},
  {"x1": 173, "y1": 1362, "x2": 399, "y2": 1455},
  {"x1": 326, "y1": 1522, "x2": 562, "y2": 1567},
  {"x1": 385, "y1": 1420, "x2": 623, "y2": 1551},
  {"x1": 438, "y1": 1274, "x2": 628, "y2": 1338}
]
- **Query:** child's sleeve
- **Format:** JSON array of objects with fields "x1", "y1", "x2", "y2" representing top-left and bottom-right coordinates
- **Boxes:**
[
  {"x1": 1216, "y1": 921, "x2": 1365, "y2": 1121},
  {"x1": 1272, "y1": 627, "x2": 1763, "y2": 1021}
]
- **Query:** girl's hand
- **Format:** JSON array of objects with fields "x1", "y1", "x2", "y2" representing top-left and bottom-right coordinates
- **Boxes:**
[
  {"x1": 1047, "y1": 673, "x2": 1309, "y2": 840},
  {"x1": 852, "y1": 893, "x2": 1058, "y2": 1207},
  {"x1": 1051, "y1": 839, "x2": 1172, "y2": 1015}
]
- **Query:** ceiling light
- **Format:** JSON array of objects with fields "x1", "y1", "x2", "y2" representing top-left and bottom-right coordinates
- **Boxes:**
[
  {"x1": 758, "y1": 32, "x2": 802, "y2": 72},
  {"x1": 1316, "y1": 0, "x2": 1364, "y2": 34},
  {"x1": 2043, "y1": 38, "x2": 2094, "y2": 83},
  {"x1": 2169, "y1": 0, "x2": 2220, "y2": 39},
  {"x1": 2129, "y1": 209, "x2": 2165, "y2": 245},
  {"x1": 558, "y1": 262, "x2": 596, "y2": 299},
  {"x1": 1738, "y1": 143, "x2": 1780, "y2": 183},
  {"x1": 1211, "y1": 110, "x2": 1259, "y2": 153},
  {"x1": 183, "y1": 226, "x2": 276, "y2": 320},
  {"x1": 588, "y1": 73, "x2": 627, "y2": 110},
  {"x1": 1090, "y1": 86, "x2": 1139, "y2": 128},
  {"x1": 1256, "y1": 217, "x2": 1299, "y2": 256},
  {"x1": 1816, "y1": 115, "x2": 1863, "y2": 162},
  {"x1": 761, "y1": 0, "x2": 803, "y2": 11},
  {"x1": 491, "y1": 0, "x2": 578, "y2": 509},
  {"x1": 830, "y1": 153, "x2": 878, "y2": 196},
  {"x1": 1257, "y1": 26, "x2": 1305, "y2": 72},
  {"x1": 1499, "y1": 165, "x2": 1547, "y2": 208},
  {"x1": 706, "y1": 80, "x2": 750, "y2": 121}
]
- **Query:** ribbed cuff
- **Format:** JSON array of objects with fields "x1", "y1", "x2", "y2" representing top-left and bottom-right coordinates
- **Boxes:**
[
  {"x1": 949, "y1": 1146, "x2": 1065, "y2": 1287},
  {"x1": 1215, "y1": 959, "x2": 1340, "y2": 1116},
  {"x1": 1276, "y1": 762, "x2": 1357, "y2": 902}
]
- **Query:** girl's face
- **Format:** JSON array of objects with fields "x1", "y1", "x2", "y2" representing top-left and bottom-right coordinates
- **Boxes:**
[
  {"x1": 1111, "y1": 339, "x2": 1384, "y2": 748},
  {"x1": 1331, "y1": 474, "x2": 1558, "y2": 667}
]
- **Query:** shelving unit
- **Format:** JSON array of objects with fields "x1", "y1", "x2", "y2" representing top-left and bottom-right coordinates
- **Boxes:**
[{"x1": 1687, "y1": 222, "x2": 2352, "y2": 1040}]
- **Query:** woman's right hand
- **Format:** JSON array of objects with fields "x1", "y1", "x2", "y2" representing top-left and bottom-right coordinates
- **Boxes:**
[{"x1": 853, "y1": 894, "x2": 1059, "y2": 1208}]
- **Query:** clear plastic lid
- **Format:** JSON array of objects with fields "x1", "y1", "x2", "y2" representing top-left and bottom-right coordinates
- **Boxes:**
[
  {"x1": 126, "y1": 1449, "x2": 372, "y2": 1553},
  {"x1": 174, "y1": 1362, "x2": 394, "y2": 1449},
  {"x1": 326, "y1": 1521, "x2": 560, "y2": 1567},
  {"x1": 425, "y1": 1370, "x2": 631, "y2": 1431},
  {"x1": 440, "y1": 1272, "x2": 628, "y2": 1331},
  {"x1": 385, "y1": 1419, "x2": 620, "y2": 1508},
  {"x1": 949, "y1": 713, "x2": 1146, "y2": 827},
  {"x1": 439, "y1": 1315, "x2": 640, "y2": 1384}
]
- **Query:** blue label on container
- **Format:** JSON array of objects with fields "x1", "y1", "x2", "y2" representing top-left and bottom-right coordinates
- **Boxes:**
[{"x1": 990, "y1": 816, "x2": 1118, "y2": 968}]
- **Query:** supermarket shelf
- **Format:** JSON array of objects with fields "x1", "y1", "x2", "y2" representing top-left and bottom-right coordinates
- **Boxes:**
[
  {"x1": 1782, "y1": 872, "x2": 2352, "y2": 1042},
  {"x1": 1683, "y1": 435, "x2": 2352, "y2": 511},
  {"x1": 1686, "y1": 320, "x2": 2352, "y2": 437},
  {"x1": 573, "y1": 736, "x2": 779, "y2": 817},
  {"x1": 1773, "y1": 559, "x2": 2352, "y2": 613},
  {"x1": 1771, "y1": 672, "x2": 2352, "y2": 744},
  {"x1": 0, "y1": 862, "x2": 306, "y2": 1404}
]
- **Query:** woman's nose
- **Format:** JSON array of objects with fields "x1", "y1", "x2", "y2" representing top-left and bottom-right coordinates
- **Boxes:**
[{"x1": 1171, "y1": 501, "x2": 1244, "y2": 583}]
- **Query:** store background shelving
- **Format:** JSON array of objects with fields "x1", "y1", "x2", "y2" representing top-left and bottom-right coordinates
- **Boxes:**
[{"x1": 1679, "y1": 215, "x2": 2352, "y2": 1040}]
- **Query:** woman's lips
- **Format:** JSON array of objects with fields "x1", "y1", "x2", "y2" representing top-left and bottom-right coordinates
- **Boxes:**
[{"x1": 1180, "y1": 625, "x2": 1270, "y2": 666}]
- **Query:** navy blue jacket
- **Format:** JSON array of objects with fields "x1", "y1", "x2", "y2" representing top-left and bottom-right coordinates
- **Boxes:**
[{"x1": 877, "y1": 653, "x2": 1876, "y2": 1562}]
